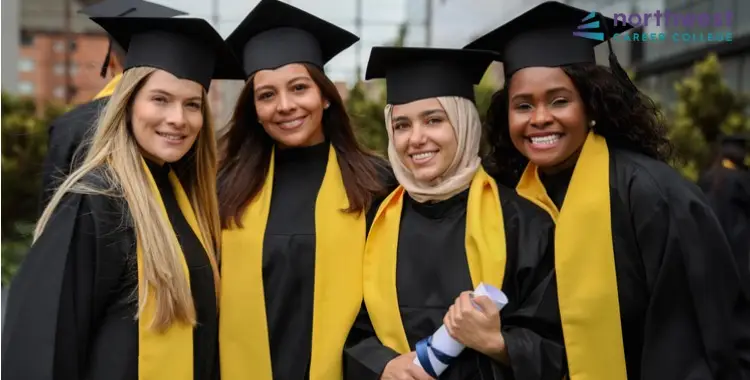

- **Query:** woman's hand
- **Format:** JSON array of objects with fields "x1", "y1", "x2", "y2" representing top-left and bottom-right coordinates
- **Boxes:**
[
  {"x1": 380, "y1": 351, "x2": 435, "y2": 380},
  {"x1": 444, "y1": 291, "x2": 508, "y2": 364}
]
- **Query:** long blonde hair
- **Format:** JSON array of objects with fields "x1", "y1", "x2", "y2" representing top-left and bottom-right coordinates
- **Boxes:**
[{"x1": 35, "y1": 67, "x2": 222, "y2": 331}]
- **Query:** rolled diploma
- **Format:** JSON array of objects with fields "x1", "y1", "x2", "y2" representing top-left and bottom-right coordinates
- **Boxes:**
[{"x1": 413, "y1": 282, "x2": 509, "y2": 375}]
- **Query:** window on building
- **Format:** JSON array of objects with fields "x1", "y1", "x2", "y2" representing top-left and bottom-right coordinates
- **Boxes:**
[
  {"x1": 53, "y1": 86, "x2": 66, "y2": 99},
  {"x1": 53, "y1": 41, "x2": 65, "y2": 53},
  {"x1": 18, "y1": 81, "x2": 35, "y2": 95},
  {"x1": 18, "y1": 58, "x2": 35, "y2": 72},
  {"x1": 69, "y1": 63, "x2": 79, "y2": 75},
  {"x1": 54, "y1": 63, "x2": 65, "y2": 75},
  {"x1": 20, "y1": 31, "x2": 34, "y2": 46}
]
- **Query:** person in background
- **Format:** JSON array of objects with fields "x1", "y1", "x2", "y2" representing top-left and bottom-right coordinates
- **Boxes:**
[
  {"x1": 469, "y1": 1, "x2": 750, "y2": 378},
  {"x1": 216, "y1": 1, "x2": 394, "y2": 379},
  {"x1": 698, "y1": 134, "x2": 750, "y2": 272},
  {"x1": 39, "y1": 0, "x2": 186, "y2": 212},
  {"x1": 3, "y1": 14, "x2": 244, "y2": 380}
]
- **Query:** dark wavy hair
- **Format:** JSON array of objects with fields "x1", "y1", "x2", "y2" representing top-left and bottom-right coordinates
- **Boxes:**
[
  {"x1": 217, "y1": 63, "x2": 390, "y2": 229},
  {"x1": 483, "y1": 63, "x2": 673, "y2": 186}
]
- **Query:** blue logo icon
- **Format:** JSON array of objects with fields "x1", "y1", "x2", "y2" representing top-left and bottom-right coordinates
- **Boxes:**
[{"x1": 573, "y1": 11, "x2": 604, "y2": 41}]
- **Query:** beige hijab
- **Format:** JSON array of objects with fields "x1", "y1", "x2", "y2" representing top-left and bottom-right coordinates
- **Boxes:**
[{"x1": 384, "y1": 96, "x2": 482, "y2": 203}]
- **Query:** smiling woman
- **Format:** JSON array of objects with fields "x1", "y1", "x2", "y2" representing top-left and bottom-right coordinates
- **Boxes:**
[
  {"x1": 215, "y1": 1, "x2": 395, "y2": 380},
  {"x1": 2, "y1": 14, "x2": 244, "y2": 380}
]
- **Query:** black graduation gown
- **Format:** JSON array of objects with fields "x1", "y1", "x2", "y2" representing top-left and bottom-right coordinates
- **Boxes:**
[
  {"x1": 698, "y1": 164, "x2": 750, "y2": 273},
  {"x1": 344, "y1": 186, "x2": 566, "y2": 380},
  {"x1": 2, "y1": 163, "x2": 219, "y2": 380},
  {"x1": 529, "y1": 149, "x2": 750, "y2": 379},
  {"x1": 262, "y1": 142, "x2": 395, "y2": 380},
  {"x1": 39, "y1": 97, "x2": 109, "y2": 213}
]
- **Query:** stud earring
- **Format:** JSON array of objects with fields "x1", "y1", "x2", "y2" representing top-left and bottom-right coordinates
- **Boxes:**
[{"x1": 590, "y1": 120, "x2": 597, "y2": 127}]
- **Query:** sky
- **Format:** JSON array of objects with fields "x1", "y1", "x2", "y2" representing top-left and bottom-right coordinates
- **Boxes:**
[{"x1": 150, "y1": 0, "x2": 408, "y2": 83}]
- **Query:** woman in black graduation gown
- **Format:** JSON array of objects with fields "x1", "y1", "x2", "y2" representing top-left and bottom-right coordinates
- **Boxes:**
[
  {"x1": 467, "y1": 2, "x2": 750, "y2": 379},
  {"x1": 215, "y1": 1, "x2": 394, "y2": 379},
  {"x1": 344, "y1": 46, "x2": 563, "y2": 380},
  {"x1": 1, "y1": 15, "x2": 244, "y2": 380},
  {"x1": 698, "y1": 134, "x2": 750, "y2": 272}
]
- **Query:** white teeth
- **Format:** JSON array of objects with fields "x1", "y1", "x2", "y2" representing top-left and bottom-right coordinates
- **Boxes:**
[
  {"x1": 530, "y1": 135, "x2": 560, "y2": 145},
  {"x1": 279, "y1": 118, "x2": 304, "y2": 128},
  {"x1": 158, "y1": 132, "x2": 184, "y2": 141},
  {"x1": 411, "y1": 152, "x2": 436, "y2": 160}
]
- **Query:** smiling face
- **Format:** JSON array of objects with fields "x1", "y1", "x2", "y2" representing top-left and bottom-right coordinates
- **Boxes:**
[
  {"x1": 130, "y1": 69, "x2": 205, "y2": 165},
  {"x1": 391, "y1": 98, "x2": 457, "y2": 182},
  {"x1": 252, "y1": 63, "x2": 327, "y2": 148},
  {"x1": 507, "y1": 67, "x2": 589, "y2": 172}
]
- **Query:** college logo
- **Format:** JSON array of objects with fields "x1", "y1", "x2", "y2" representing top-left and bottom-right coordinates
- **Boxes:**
[{"x1": 573, "y1": 11, "x2": 604, "y2": 41}]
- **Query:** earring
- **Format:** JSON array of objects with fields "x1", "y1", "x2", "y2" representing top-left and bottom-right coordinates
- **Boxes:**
[
  {"x1": 590, "y1": 120, "x2": 596, "y2": 127},
  {"x1": 324, "y1": 102, "x2": 330, "y2": 109}
]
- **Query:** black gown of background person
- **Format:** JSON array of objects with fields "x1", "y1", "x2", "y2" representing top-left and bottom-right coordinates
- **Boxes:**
[
  {"x1": 698, "y1": 136, "x2": 750, "y2": 273},
  {"x1": 529, "y1": 149, "x2": 750, "y2": 379},
  {"x1": 345, "y1": 185, "x2": 564, "y2": 380},
  {"x1": 2, "y1": 162, "x2": 219, "y2": 380}
]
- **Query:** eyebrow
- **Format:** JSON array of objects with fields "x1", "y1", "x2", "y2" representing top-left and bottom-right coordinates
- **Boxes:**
[
  {"x1": 149, "y1": 89, "x2": 202, "y2": 102},
  {"x1": 510, "y1": 86, "x2": 572, "y2": 101},
  {"x1": 254, "y1": 76, "x2": 312, "y2": 93},
  {"x1": 392, "y1": 108, "x2": 445, "y2": 123}
]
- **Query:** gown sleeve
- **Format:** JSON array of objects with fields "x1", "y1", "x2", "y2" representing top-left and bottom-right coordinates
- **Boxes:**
[
  {"x1": 2, "y1": 191, "x2": 128, "y2": 380},
  {"x1": 491, "y1": 195, "x2": 567, "y2": 380},
  {"x1": 631, "y1": 174, "x2": 750, "y2": 379},
  {"x1": 343, "y1": 305, "x2": 400, "y2": 380}
]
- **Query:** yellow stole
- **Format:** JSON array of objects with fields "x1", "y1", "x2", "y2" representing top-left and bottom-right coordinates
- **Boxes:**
[
  {"x1": 138, "y1": 159, "x2": 211, "y2": 380},
  {"x1": 93, "y1": 74, "x2": 122, "y2": 100},
  {"x1": 363, "y1": 166, "x2": 506, "y2": 353},
  {"x1": 516, "y1": 132, "x2": 627, "y2": 380},
  {"x1": 220, "y1": 145, "x2": 365, "y2": 380},
  {"x1": 722, "y1": 158, "x2": 737, "y2": 170}
]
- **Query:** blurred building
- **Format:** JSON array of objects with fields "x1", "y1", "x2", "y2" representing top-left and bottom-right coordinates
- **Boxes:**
[
  {"x1": 632, "y1": 0, "x2": 750, "y2": 102},
  {"x1": 18, "y1": 0, "x2": 113, "y2": 109},
  {"x1": 2, "y1": 0, "x2": 21, "y2": 93}
]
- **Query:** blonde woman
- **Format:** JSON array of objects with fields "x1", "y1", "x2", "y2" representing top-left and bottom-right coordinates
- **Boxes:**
[
  {"x1": 345, "y1": 47, "x2": 563, "y2": 380},
  {"x1": 1, "y1": 16, "x2": 244, "y2": 380}
]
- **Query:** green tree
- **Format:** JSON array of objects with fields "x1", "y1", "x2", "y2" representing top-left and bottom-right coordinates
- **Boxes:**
[
  {"x1": 667, "y1": 53, "x2": 750, "y2": 180},
  {"x1": 1, "y1": 92, "x2": 65, "y2": 285}
]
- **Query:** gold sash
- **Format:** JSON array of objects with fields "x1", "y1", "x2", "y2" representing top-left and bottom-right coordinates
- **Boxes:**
[
  {"x1": 220, "y1": 145, "x2": 365, "y2": 379},
  {"x1": 516, "y1": 131, "x2": 627, "y2": 380},
  {"x1": 363, "y1": 166, "x2": 506, "y2": 353},
  {"x1": 93, "y1": 74, "x2": 122, "y2": 100},
  {"x1": 722, "y1": 158, "x2": 737, "y2": 170},
  {"x1": 138, "y1": 159, "x2": 211, "y2": 380}
]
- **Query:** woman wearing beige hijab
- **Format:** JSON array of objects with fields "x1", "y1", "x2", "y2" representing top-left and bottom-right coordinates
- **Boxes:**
[{"x1": 344, "y1": 47, "x2": 565, "y2": 380}]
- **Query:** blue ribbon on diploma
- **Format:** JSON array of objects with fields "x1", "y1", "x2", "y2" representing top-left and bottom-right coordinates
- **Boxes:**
[
  {"x1": 416, "y1": 335, "x2": 455, "y2": 378},
  {"x1": 413, "y1": 283, "x2": 508, "y2": 378}
]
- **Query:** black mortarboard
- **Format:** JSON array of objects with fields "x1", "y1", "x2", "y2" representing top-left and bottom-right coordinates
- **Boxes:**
[
  {"x1": 464, "y1": 1, "x2": 633, "y2": 78},
  {"x1": 365, "y1": 47, "x2": 498, "y2": 105},
  {"x1": 90, "y1": 16, "x2": 245, "y2": 90},
  {"x1": 225, "y1": 0, "x2": 359, "y2": 79},
  {"x1": 79, "y1": 0, "x2": 187, "y2": 78}
]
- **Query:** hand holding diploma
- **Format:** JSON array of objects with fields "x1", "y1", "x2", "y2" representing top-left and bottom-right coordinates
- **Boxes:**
[{"x1": 413, "y1": 283, "x2": 508, "y2": 378}]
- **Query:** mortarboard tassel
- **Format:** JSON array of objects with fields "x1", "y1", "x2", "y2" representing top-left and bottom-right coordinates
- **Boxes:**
[
  {"x1": 100, "y1": 39, "x2": 112, "y2": 78},
  {"x1": 597, "y1": 12, "x2": 640, "y2": 95}
]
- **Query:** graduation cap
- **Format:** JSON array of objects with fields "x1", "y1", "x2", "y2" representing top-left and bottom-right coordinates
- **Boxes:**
[
  {"x1": 365, "y1": 47, "x2": 498, "y2": 105},
  {"x1": 90, "y1": 16, "x2": 245, "y2": 90},
  {"x1": 225, "y1": 0, "x2": 359, "y2": 78},
  {"x1": 463, "y1": 1, "x2": 636, "y2": 91},
  {"x1": 79, "y1": 0, "x2": 187, "y2": 78}
]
